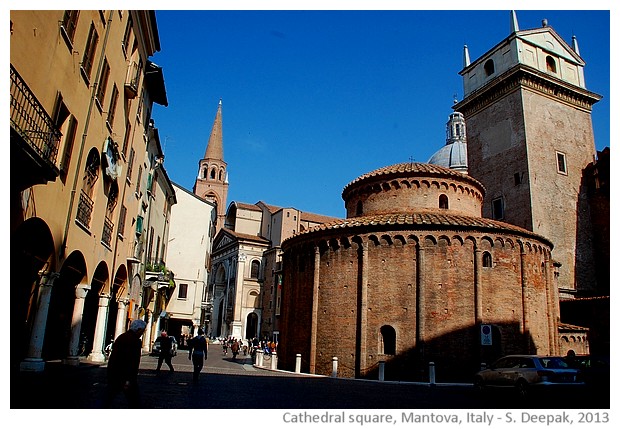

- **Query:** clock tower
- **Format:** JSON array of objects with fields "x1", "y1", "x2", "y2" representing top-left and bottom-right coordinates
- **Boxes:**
[{"x1": 454, "y1": 12, "x2": 602, "y2": 297}]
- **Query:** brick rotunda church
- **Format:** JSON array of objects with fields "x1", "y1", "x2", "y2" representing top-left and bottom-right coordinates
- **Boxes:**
[{"x1": 278, "y1": 162, "x2": 558, "y2": 381}]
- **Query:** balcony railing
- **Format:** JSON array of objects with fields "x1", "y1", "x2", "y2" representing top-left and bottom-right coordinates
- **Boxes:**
[
  {"x1": 124, "y1": 61, "x2": 140, "y2": 98},
  {"x1": 102, "y1": 216, "x2": 114, "y2": 247},
  {"x1": 76, "y1": 190, "x2": 94, "y2": 229},
  {"x1": 10, "y1": 65, "x2": 60, "y2": 167}
]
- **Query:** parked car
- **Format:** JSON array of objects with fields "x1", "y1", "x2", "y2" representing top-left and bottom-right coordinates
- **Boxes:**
[
  {"x1": 474, "y1": 355, "x2": 584, "y2": 399},
  {"x1": 152, "y1": 336, "x2": 178, "y2": 356}
]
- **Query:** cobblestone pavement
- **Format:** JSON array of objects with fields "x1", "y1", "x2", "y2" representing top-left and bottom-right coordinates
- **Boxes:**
[{"x1": 12, "y1": 348, "x2": 603, "y2": 409}]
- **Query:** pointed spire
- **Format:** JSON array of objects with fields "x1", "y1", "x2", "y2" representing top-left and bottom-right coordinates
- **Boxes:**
[
  {"x1": 204, "y1": 99, "x2": 224, "y2": 160},
  {"x1": 463, "y1": 44, "x2": 471, "y2": 67},
  {"x1": 510, "y1": 10, "x2": 520, "y2": 33},
  {"x1": 572, "y1": 35, "x2": 581, "y2": 56}
]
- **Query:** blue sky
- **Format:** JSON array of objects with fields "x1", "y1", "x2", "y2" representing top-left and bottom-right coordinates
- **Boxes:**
[{"x1": 150, "y1": 9, "x2": 611, "y2": 219}]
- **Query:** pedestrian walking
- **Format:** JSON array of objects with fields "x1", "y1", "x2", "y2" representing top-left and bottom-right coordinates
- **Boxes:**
[
  {"x1": 155, "y1": 330, "x2": 175, "y2": 374},
  {"x1": 102, "y1": 319, "x2": 146, "y2": 408},
  {"x1": 188, "y1": 328, "x2": 208, "y2": 382},
  {"x1": 231, "y1": 339, "x2": 239, "y2": 360}
]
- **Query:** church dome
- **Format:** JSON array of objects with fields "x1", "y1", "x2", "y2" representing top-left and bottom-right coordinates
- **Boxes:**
[
  {"x1": 428, "y1": 111, "x2": 468, "y2": 173},
  {"x1": 427, "y1": 139, "x2": 468, "y2": 172}
]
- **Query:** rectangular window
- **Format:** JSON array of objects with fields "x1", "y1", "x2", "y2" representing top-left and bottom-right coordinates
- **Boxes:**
[
  {"x1": 122, "y1": 15, "x2": 133, "y2": 57},
  {"x1": 135, "y1": 165, "x2": 143, "y2": 196},
  {"x1": 178, "y1": 284, "x2": 188, "y2": 300},
  {"x1": 106, "y1": 84, "x2": 119, "y2": 130},
  {"x1": 118, "y1": 205, "x2": 127, "y2": 237},
  {"x1": 52, "y1": 93, "x2": 78, "y2": 183},
  {"x1": 61, "y1": 11, "x2": 79, "y2": 45},
  {"x1": 126, "y1": 147, "x2": 135, "y2": 183},
  {"x1": 95, "y1": 58, "x2": 110, "y2": 108},
  {"x1": 556, "y1": 152, "x2": 567, "y2": 174},
  {"x1": 81, "y1": 23, "x2": 99, "y2": 81},
  {"x1": 492, "y1": 197, "x2": 504, "y2": 220},
  {"x1": 122, "y1": 121, "x2": 131, "y2": 157}
]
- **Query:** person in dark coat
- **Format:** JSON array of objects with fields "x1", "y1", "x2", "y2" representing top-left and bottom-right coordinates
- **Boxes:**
[
  {"x1": 155, "y1": 330, "x2": 174, "y2": 374},
  {"x1": 188, "y1": 328, "x2": 208, "y2": 382},
  {"x1": 103, "y1": 319, "x2": 146, "y2": 408}
]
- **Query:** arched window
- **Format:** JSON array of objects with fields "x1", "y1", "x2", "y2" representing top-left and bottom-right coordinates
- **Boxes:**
[
  {"x1": 482, "y1": 251, "x2": 492, "y2": 268},
  {"x1": 546, "y1": 56, "x2": 557, "y2": 73},
  {"x1": 210, "y1": 168, "x2": 216, "y2": 179},
  {"x1": 380, "y1": 325, "x2": 396, "y2": 355},
  {"x1": 76, "y1": 148, "x2": 100, "y2": 228},
  {"x1": 484, "y1": 59, "x2": 495, "y2": 76},
  {"x1": 250, "y1": 260, "x2": 260, "y2": 279},
  {"x1": 356, "y1": 201, "x2": 363, "y2": 216},
  {"x1": 203, "y1": 168, "x2": 208, "y2": 179},
  {"x1": 439, "y1": 194, "x2": 449, "y2": 209}
]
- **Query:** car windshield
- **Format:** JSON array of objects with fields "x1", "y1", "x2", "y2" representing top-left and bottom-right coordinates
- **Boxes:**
[{"x1": 539, "y1": 357, "x2": 569, "y2": 369}]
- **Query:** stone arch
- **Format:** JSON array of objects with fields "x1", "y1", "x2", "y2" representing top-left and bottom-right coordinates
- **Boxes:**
[
  {"x1": 247, "y1": 290, "x2": 260, "y2": 308},
  {"x1": 382, "y1": 182, "x2": 391, "y2": 192},
  {"x1": 12, "y1": 217, "x2": 57, "y2": 364},
  {"x1": 340, "y1": 237, "x2": 351, "y2": 249},
  {"x1": 394, "y1": 235, "x2": 406, "y2": 246},
  {"x1": 390, "y1": 180, "x2": 401, "y2": 189},
  {"x1": 245, "y1": 312, "x2": 259, "y2": 339},
  {"x1": 438, "y1": 235, "x2": 451, "y2": 246},
  {"x1": 368, "y1": 235, "x2": 380, "y2": 247},
  {"x1": 400, "y1": 180, "x2": 411, "y2": 189},
  {"x1": 380, "y1": 234, "x2": 392, "y2": 246},
  {"x1": 421, "y1": 180, "x2": 430, "y2": 189},
  {"x1": 80, "y1": 261, "x2": 110, "y2": 356},
  {"x1": 430, "y1": 180, "x2": 440, "y2": 189},
  {"x1": 480, "y1": 236, "x2": 494, "y2": 249},
  {"x1": 406, "y1": 234, "x2": 419, "y2": 246},
  {"x1": 424, "y1": 235, "x2": 437, "y2": 246},
  {"x1": 329, "y1": 238, "x2": 340, "y2": 251},
  {"x1": 43, "y1": 250, "x2": 88, "y2": 360},
  {"x1": 452, "y1": 235, "x2": 464, "y2": 245}
]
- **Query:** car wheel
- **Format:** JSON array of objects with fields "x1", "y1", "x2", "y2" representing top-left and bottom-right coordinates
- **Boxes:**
[{"x1": 516, "y1": 380, "x2": 529, "y2": 399}]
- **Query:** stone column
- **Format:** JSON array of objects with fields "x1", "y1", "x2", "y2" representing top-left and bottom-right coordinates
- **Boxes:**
[
  {"x1": 473, "y1": 247, "x2": 482, "y2": 325},
  {"x1": 64, "y1": 283, "x2": 91, "y2": 366},
  {"x1": 114, "y1": 299, "x2": 129, "y2": 340},
  {"x1": 88, "y1": 293, "x2": 110, "y2": 362},
  {"x1": 417, "y1": 244, "x2": 426, "y2": 345},
  {"x1": 232, "y1": 253, "x2": 246, "y2": 339},
  {"x1": 309, "y1": 245, "x2": 320, "y2": 373},
  {"x1": 358, "y1": 241, "x2": 368, "y2": 376},
  {"x1": 544, "y1": 252, "x2": 559, "y2": 355},
  {"x1": 519, "y1": 244, "x2": 530, "y2": 353},
  {"x1": 143, "y1": 310, "x2": 153, "y2": 353},
  {"x1": 20, "y1": 271, "x2": 59, "y2": 372}
]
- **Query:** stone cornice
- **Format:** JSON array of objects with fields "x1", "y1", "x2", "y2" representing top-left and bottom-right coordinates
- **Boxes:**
[{"x1": 454, "y1": 65, "x2": 602, "y2": 117}]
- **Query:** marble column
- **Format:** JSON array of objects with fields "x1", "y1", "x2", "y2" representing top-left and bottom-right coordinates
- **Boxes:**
[
  {"x1": 114, "y1": 299, "x2": 129, "y2": 340},
  {"x1": 88, "y1": 293, "x2": 111, "y2": 362},
  {"x1": 64, "y1": 283, "x2": 91, "y2": 366},
  {"x1": 142, "y1": 310, "x2": 153, "y2": 353},
  {"x1": 20, "y1": 271, "x2": 59, "y2": 372}
]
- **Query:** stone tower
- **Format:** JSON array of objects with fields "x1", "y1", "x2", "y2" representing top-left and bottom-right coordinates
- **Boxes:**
[
  {"x1": 454, "y1": 11, "x2": 602, "y2": 298},
  {"x1": 193, "y1": 100, "x2": 228, "y2": 229}
]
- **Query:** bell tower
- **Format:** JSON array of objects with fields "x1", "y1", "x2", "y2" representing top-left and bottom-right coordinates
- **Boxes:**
[
  {"x1": 193, "y1": 100, "x2": 228, "y2": 229},
  {"x1": 454, "y1": 11, "x2": 602, "y2": 297}
]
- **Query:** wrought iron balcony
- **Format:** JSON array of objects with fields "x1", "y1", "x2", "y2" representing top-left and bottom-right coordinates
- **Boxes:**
[
  {"x1": 10, "y1": 64, "x2": 60, "y2": 188},
  {"x1": 101, "y1": 216, "x2": 114, "y2": 247},
  {"x1": 76, "y1": 190, "x2": 94, "y2": 229}
]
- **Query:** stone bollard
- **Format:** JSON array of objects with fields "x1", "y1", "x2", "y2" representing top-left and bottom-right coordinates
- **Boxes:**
[
  {"x1": 429, "y1": 361, "x2": 436, "y2": 386},
  {"x1": 378, "y1": 361, "x2": 385, "y2": 381},
  {"x1": 331, "y1": 357, "x2": 338, "y2": 377},
  {"x1": 270, "y1": 351, "x2": 278, "y2": 370},
  {"x1": 295, "y1": 354, "x2": 302, "y2": 373},
  {"x1": 256, "y1": 349, "x2": 264, "y2": 367}
]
